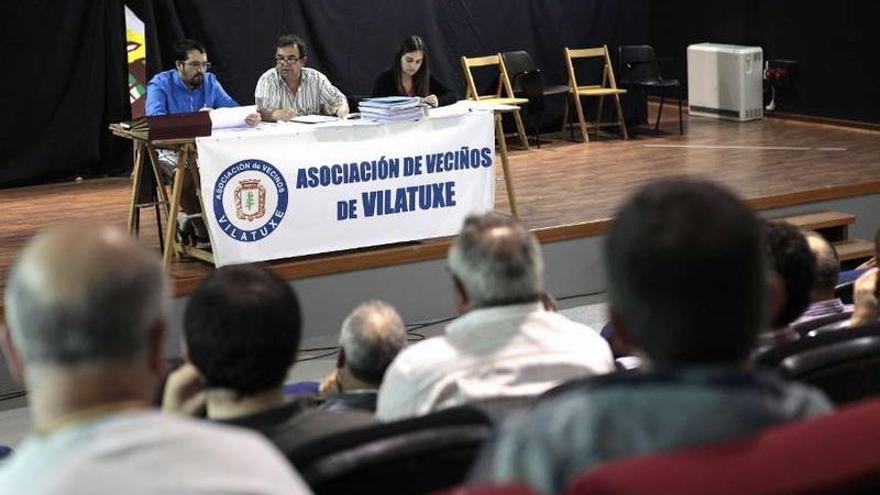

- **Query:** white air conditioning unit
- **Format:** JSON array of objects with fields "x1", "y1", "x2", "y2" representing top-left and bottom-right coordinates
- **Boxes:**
[{"x1": 687, "y1": 43, "x2": 763, "y2": 121}]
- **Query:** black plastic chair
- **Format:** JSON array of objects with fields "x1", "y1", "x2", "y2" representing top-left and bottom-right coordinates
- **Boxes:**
[
  {"x1": 287, "y1": 406, "x2": 493, "y2": 495},
  {"x1": 617, "y1": 45, "x2": 683, "y2": 134},
  {"x1": 501, "y1": 51, "x2": 570, "y2": 147},
  {"x1": 790, "y1": 311, "x2": 853, "y2": 337},
  {"x1": 752, "y1": 323, "x2": 880, "y2": 405}
]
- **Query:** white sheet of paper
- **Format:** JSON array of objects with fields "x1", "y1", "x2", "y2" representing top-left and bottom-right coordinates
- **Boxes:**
[
  {"x1": 210, "y1": 105, "x2": 257, "y2": 130},
  {"x1": 291, "y1": 114, "x2": 340, "y2": 124}
]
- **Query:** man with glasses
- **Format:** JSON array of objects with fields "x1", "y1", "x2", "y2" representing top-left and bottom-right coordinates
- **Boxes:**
[
  {"x1": 146, "y1": 39, "x2": 258, "y2": 122},
  {"x1": 255, "y1": 34, "x2": 349, "y2": 121},
  {"x1": 145, "y1": 39, "x2": 259, "y2": 248}
]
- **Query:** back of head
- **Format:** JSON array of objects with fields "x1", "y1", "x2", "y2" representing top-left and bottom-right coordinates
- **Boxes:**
[
  {"x1": 765, "y1": 222, "x2": 816, "y2": 327},
  {"x1": 447, "y1": 213, "x2": 544, "y2": 308},
  {"x1": 4, "y1": 225, "x2": 168, "y2": 368},
  {"x1": 606, "y1": 178, "x2": 766, "y2": 366},
  {"x1": 184, "y1": 264, "x2": 301, "y2": 395},
  {"x1": 805, "y1": 231, "x2": 839, "y2": 299},
  {"x1": 339, "y1": 300, "x2": 406, "y2": 385}
]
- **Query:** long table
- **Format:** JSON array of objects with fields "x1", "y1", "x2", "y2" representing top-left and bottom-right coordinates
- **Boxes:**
[{"x1": 117, "y1": 105, "x2": 520, "y2": 269}]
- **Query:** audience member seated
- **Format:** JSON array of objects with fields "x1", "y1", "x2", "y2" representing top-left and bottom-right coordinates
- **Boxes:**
[
  {"x1": 318, "y1": 300, "x2": 407, "y2": 413},
  {"x1": 0, "y1": 226, "x2": 309, "y2": 494},
  {"x1": 756, "y1": 221, "x2": 816, "y2": 349},
  {"x1": 790, "y1": 231, "x2": 853, "y2": 331},
  {"x1": 467, "y1": 178, "x2": 833, "y2": 494},
  {"x1": 255, "y1": 34, "x2": 348, "y2": 121},
  {"x1": 163, "y1": 264, "x2": 375, "y2": 454},
  {"x1": 566, "y1": 398, "x2": 880, "y2": 495},
  {"x1": 376, "y1": 213, "x2": 614, "y2": 421},
  {"x1": 371, "y1": 35, "x2": 457, "y2": 107}
]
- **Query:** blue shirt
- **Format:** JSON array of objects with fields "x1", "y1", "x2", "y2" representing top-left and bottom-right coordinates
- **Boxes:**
[{"x1": 145, "y1": 70, "x2": 238, "y2": 116}]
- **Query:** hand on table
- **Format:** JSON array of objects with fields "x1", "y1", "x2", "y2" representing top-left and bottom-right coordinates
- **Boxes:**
[{"x1": 244, "y1": 112, "x2": 261, "y2": 126}]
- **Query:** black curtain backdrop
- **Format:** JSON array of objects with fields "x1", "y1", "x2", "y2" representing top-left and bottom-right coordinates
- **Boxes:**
[
  {"x1": 0, "y1": 0, "x2": 131, "y2": 188},
  {"x1": 1, "y1": 0, "x2": 649, "y2": 188},
  {"x1": 651, "y1": 1, "x2": 880, "y2": 123}
]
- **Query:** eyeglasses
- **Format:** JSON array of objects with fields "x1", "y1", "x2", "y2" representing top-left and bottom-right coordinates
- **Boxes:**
[
  {"x1": 182, "y1": 61, "x2": 211, "y2": 70},
  {"x1": 276, "y1": 56, "x2": 301, "y2": 65}
]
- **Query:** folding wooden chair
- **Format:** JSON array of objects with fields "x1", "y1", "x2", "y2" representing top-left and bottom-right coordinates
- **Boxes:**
[
  {"x1": 461, "y1": 54, "x2": 531, "y2": 150},
  {"x1": 563, "y1": 45, "x2": 628, "y2": 143}
]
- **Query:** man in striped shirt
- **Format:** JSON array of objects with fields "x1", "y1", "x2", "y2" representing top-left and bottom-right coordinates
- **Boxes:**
[{"x1": 255, "y1": 34, "x2": 349, "y2": 121}]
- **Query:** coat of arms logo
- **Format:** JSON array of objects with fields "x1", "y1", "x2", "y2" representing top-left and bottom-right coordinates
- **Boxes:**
[{"x1": 234, "y1": 179, "x2": 267, "y2": 222}]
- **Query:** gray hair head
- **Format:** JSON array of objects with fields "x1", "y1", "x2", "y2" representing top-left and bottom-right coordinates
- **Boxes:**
[
  {"x1": 339, "y1": 300, "x2": 406, "y2": 385},
  {"x1": 4, "y1": 225, "x2": 169, "y2": 366},
  {"x1": 447, "y1": 213, "x2": 544, "y2": 308},
  {"x1": 805, "y1": 231, "x2": 840, "y2": 294}
]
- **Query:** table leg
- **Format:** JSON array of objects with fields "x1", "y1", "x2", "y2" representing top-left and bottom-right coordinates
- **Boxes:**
[
  {"x1": 127, "y1": 140, "x2": 144, "y2": 236},
  {"x1": 162, "y1": 144, "x2": 188, "y2": 270},
  {"x1": 495, "y1": 113, "x2": 519, "y2": 219}
]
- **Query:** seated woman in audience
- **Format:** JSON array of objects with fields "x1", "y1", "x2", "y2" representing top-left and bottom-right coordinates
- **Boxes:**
[{"x1": 371, "y1": 35, "x2": 457, "y2": 107}]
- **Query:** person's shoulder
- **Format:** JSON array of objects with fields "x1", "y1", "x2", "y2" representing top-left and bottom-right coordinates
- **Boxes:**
[
  {"x1": 383, "y1": 336, "x2": 458, "y2": 386},
  {"x1": 533, "y1": 311, "x2": 608, "y2": 343},
  {"x1": 392, "y1": 334, "x2": 455, "y2": 369},
  {"x1": 375, "y1": 68, "x2": 393, "y2": 83},
  {"x1": 147, "y1": 69, "x2": 176, "y2": 86},
  {"x1": 256, "y1": 67, "x2": 278, "y2": 82},
  {"x1": 302, "y1": 67, "x2": 329, "y2": 81}
]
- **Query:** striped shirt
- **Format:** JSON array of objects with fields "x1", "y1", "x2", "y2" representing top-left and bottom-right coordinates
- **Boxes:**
[{"x1": 254, "y1": 67, "x2": 346, "y2": 116}]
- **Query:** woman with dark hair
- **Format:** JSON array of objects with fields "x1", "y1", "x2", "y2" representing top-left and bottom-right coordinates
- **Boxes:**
[{"x1": 371, "y1": 35, "x2": 457, "y2": 107}]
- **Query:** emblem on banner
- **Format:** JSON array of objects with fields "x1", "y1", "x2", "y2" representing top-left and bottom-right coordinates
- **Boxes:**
[
  {"x1": 234, "y1": 179, "x2": 266, "y2": 222},
  {"x1": 212, "y1": 159, "x2": 289, "y2": 243}
]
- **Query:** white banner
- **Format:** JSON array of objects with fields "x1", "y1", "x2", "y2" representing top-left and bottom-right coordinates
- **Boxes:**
[{"x1": 196, "y1": 111, "x2": 496, "y2": 266}]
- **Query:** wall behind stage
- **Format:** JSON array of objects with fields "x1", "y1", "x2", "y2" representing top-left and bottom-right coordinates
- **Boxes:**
[{"x1": 651, "y1": 1, "x2": 880, "y2": 124}]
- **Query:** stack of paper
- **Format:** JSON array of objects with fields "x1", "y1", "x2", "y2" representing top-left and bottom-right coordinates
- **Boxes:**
[{"x1": 359, "y1": 96, "x2": 427, "y2": 122}]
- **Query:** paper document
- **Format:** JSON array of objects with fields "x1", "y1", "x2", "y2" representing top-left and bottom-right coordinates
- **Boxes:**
[
  {"x1": 291, "y1": 114, "x2": 340, "y2": 124},
  {"x1": 210, "y1": 105, "x2": 257, "y2": 130}
]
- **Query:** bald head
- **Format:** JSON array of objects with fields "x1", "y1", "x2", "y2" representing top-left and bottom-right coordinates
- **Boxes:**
[
  {"x1": 4, "y1": 225, "x2": 168, "y2": 366},
  {"x1": 447, "y1": 213, "x2": 544, "y2": 308},
  {"x1": 805, "y1": 231, "x2": 840, "y2": 300}
]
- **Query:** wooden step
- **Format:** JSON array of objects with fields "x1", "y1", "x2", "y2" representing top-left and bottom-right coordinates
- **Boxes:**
[
  {"x1": 833, "y1": 239, "x2": 875, "y2": 262},
  {"x1": 773, "y1": 210, "x2": 855, "y2": 242}
]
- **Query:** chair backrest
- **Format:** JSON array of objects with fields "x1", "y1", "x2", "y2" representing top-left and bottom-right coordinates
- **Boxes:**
[
  {"x1": 617, "y1": 45, "x2": 663, "y2": 85},
  {"x1": 461, "y1": 54, "x2": 517, "y2": 101},
  {"x1": 564, "y1": 45, "x2": 620, "y2": 92},
  {"x1": 791, "y1": 311, "x2": 853, "y2": 337},
  {"x1": 289, "y1": 406, "x2": 494, "y2": 495},
  {"x1": 752, "y1": 323, "x2": 880, "y2": 405},
  {"x1": 565, "y1": 398, "x2": 880, "y2": 495},
  {"x1": 432, "y1": 483, "x2": 542, "y2": 495},
  {"x1": 500, "y1": 51, "x2": 537, "y2": 90}
]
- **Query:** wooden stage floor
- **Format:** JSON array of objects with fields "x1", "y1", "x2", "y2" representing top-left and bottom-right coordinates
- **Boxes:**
[{"x1": 2, "y1": 110, "x2": 880, "y2": 306}]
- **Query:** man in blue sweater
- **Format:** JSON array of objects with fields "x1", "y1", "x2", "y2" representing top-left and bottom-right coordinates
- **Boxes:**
[{"x1": 145, "y1": 39, "x2": 259, "y2": 247}]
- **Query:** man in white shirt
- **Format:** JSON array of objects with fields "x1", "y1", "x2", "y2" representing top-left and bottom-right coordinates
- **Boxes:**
[
  {"x1": 376, "y1": 213, "x2": 615, "y2": 421},
  {"x1": 0, "y1": 225, "x2": 311, "y2": 494},
  {"x1": 255, "y1": 34, "x2": 348, "y2": 121}
]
